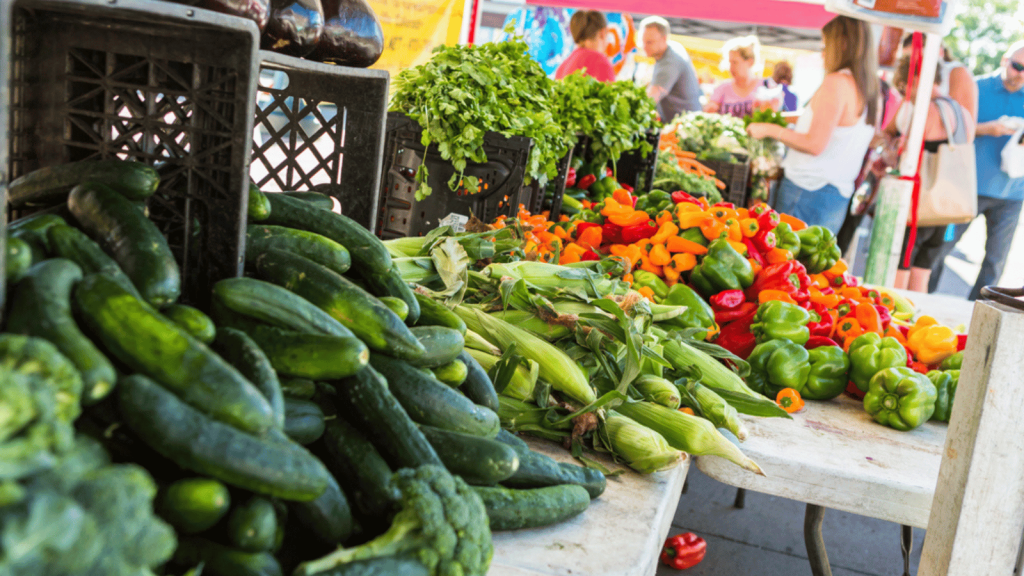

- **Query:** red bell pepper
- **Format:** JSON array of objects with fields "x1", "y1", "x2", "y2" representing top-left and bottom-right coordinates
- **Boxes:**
[
  {"x1": 672, "y1": 190, "x2": 700, "y2": 205},
  {"x1": 909, "y1": 360, "x2": 930, "y2": 375},
  {"x1": 846, "y1": 381, "x2": 865, "y2": 400},
  {"x1": 606, "y1": 167, "x2": 614, "y2": 178},
  {"x1": 566, "y1": 167, "x2": 577, "y2": 188},
  {"x1": 622, "y1": 183, "x2": 634, "y2": 193},
  {"x1": 745, "y1": 261, "x2": 811, "y2": 303},
  {"x1": 750, "y1": 203, "x2": 772, "y2": 217},
  {"x1": 756, "y1": 210, "x2": 781, "y2": 232},
  {"x1": 743, "y1": 238, "x2": 765, "y2": 268},
  {"x1": 805, "y1": 336, "x2": 840, "y2": 349},
  {"x1": 714, "y1": 301, "x2": 758, "y2": 325},
  {"x1": 896, "y1": 324, "x2": 910, "y2": 339},
  {"x1": 807, "y1": 302, "x2": 834, "y2": 337},
  {"x1": 709, "y1": 289, "x2": 745, "y2": 311},
  {"x1": 620, "y1": 221, "x2": 658, "y2": 244},
  {"x1": 713, "y1": 202, "x2": 736, "y2": 210},
  {"x1": 751, "y1": 228, "x2": 777, "y2": 253},
  {"x1": 575, "y1": 221, "x2": 601, "y2": 235},
  {"x1": 716, "y1": 313, "x2": 758, "y2": 359},
  {"x1": 956, "y1": 334, "x2": 967, "y2": 351},
  {"x1": 661, "y1": 532, "x2": 707, "y2": 570},
  {"x1": 601, "y1": 222, "x2": 624, "y2": 245},
  {"x1": 581, "y1": 250, "x2": 600, "y2": 261},
  {"x1": 578, "y1": 173, "x2": 597, "y2": 191},
  {"x1": 873, "y1": 305, "x2": 892, "y2": 329}
]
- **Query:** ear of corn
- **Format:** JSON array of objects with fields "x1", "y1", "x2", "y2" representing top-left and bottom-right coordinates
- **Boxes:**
[
  {"x1": 633, "y1": 374, "x2": 681, "y2": 410},
  {"x1": 463, "y1": 329, "x2": 501, "y2": 356},
  {"x1": 662, "y1": 339, "x2": 760, "y2": 399},
  {"x1": 684, "y1": 383, "x2": 748, "y2": 441},
  {"x1": 484, "y1": 261, "x2": 631, "y2": 298},
  {"x1": 603, "y1": 411, "x2": 686, "y2": 474},
  {"x1": 392, "y1": 257, "x2": 439, "y2": 284},
  {"x1": 465, "y1": 348, "x2": 537, "y2": 401},
  {"x1": 488, "y1": 309, "x2": 572, "y2": 342}
]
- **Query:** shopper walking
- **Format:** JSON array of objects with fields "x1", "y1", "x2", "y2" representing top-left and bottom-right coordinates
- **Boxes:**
[
  {"x1": 555, "y1": 10, "x2": 616, "y2": 83},
  {"x1": 900, "y1": 35, "x2": 978, "y2": 121},
  {"x1": 705, "y1": 36, "x2": 765, "y2": 118},
  {"x1": 747, "y1": 16, "x2": 879, "y2": 235},
  {"x1": 640, "y1": 16, "x2": 703, "y2": 123},
  {"x1": 766, "y1": 61, "x2": 799, "y2": 112}
]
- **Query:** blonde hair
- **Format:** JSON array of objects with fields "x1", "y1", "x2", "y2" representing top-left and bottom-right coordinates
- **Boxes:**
[
  {"x1": 569, "y1": 10, "x2": 607, "y2": 44},
  {"x1": 721, "y1": 36, "x2": 762, "y2": 72},
  {"x1": 822, "y1": 16, "x2": 879, "y2": 126}
]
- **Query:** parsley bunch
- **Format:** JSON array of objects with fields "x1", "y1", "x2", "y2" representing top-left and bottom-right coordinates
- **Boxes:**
[{"x1": 390, "y1": 32, "x2": 569, "y2": 200}]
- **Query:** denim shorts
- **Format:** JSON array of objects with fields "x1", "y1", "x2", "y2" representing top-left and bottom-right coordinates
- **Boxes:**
[{"x1": 773, "y1": 178, "x2": 850, "y2": 236}]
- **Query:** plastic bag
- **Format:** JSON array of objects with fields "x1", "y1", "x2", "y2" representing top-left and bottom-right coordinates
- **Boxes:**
[{"x1": 1001, "y1": 127, "x2": 1024, "y2": 179}]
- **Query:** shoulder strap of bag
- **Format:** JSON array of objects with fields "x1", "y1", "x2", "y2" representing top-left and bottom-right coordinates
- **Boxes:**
[{"x1": 933, "y1": 96, "x2": 969, "y2": 146}]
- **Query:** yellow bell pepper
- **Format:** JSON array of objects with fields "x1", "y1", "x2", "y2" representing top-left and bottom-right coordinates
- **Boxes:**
[
  {"x1": 907, "y1": 316, "x2": 938, "y2": 341},
  {"x1": 907, "y1": 323, "x2": 958, "y2": 365}
]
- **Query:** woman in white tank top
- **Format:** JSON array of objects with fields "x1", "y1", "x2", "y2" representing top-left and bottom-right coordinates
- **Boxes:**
[{"x1": 746, "y1": 16, "x2": 880, "y2": 235}]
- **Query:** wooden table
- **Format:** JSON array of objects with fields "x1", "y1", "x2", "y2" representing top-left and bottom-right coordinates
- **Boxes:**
[{"x1": 489, "y1": 437, "x2": 689, "y2": 576}]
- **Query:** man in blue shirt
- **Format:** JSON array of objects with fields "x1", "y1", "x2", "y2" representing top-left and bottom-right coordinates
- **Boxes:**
[{"x1": 933, "y1": 42, "x2": 1024, "y2": 300}]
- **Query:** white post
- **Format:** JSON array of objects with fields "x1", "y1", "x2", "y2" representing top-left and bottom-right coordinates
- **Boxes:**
[{"x1": 917, "y1": 300, "x2": 1024, "y2": 575}]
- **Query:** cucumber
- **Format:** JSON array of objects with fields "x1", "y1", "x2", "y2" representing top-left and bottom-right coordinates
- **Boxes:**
[
  {"x1": 249, "y1": 183, "x2": 271, "y2": 221},
  {"x1": 320, "y1": 417, "x2": 400, "y2": 530},
  {"x1": 264, "y1": 192, "x2": 391, "y2": 275},
  {"x1": 237, "y1": 324, "x2": 369, "y2": 380},
  {"x1": 9, "y1": 160, "x2": 159, "y2": 207},
  {"x1": 68, "y1": 182, "x2": 180, "y2": 307},
  {"x1": 472, "y1": 484, "x2": 591, "y2": 531},
  {"x1": 255, "y1": 249, "x2": 424, "y2": 360},
  {"x1": 431, "y1": 359, "x2": 468, "y2": 387},
  {"x1": 247, "y1": 224, "x2": 351, "y2": 275},
  {"x1": 118, "y1": 374, "x2": 330, "y2": 501},
  {"x1": 156, "y1": 477, "x2": 232, "y2": 534},
  {"x1": 281, "y1": 378, "x2": 317, "y2": 400},
  {"x1": 290, "y1": 473, "x2": 356, "y2": 545},
  {"x1": 212, "y1": 277, "x2": 355, "y2": 338},
  {"x1": 284, "y1": 398, "x2": 326, "y2": 445},
  {"x1": 307, "y1": 556, "x2": 429, "y2": 576},
  {"x1": 75, "y1": 274, "x2": 275, "y2": 435},
  {"x1": 4, "y1": 236, "x2": 33, "y2": 283},
  {"x1": 406, "y1": 325, "x2": 464, "y2": 368},
  {"x1": 47, "y1": 224, "x2": 141, "y2": 298},
  {"x1": 457, "y1": 351, "x2": 500, "y2": 413},
  {"x1": 226, "y1": 496, "x2": 278, "y2": 552},
  {"x1": 358, "y1": 264, "x2": 421, "y2": 324},
  {"x1": 494, "y1": 430, "x2": 607, "y2": 499},
  {"x1": 163, "y1": 304, "x2": 216, "y2": 344},
  {"x1": 368, "y1": 355, "x2": 500, "y2": 438},
  {"x1": 213, "y1": 328, "x2": 286, "y2": 430},
  {"x1": 9, "y1": 213, "x2": 66, "y2": 254},
  {"x1": 419, "y1": 425, "x2": 519, "y2": 486},
  {"x1": 281, "y1": 191, "x2": 334, "y2": 211},
  {"x1": 173, "y1": 537, "x2": 283, "y2": 576},
  {"x1": 6, "y1": 259, "x2": 117, "y2": 405},
  {"x1": 414, "y1": 293, "x2": 467, "y2": 335},
  {"x1": 330, "y1": 366, "x2": 442, "y2": 470},
  {"x1": 378, "y1": 296, "x2": 409, "y2": 321}
]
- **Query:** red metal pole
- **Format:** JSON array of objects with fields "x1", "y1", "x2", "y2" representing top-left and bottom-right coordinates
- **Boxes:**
[{"x1": 467, "y1": 0, "x2": 480, "y2": 45}]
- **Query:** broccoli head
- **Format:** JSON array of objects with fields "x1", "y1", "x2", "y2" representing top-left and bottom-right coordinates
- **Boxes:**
[{"x1": 295, "y1": 465, "x2": 493, "y2": 576}]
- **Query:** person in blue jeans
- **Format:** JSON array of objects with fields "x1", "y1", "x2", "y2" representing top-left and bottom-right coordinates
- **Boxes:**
[{"x1": 929, "y1": 42, "x2": 1024, "y2": 299}]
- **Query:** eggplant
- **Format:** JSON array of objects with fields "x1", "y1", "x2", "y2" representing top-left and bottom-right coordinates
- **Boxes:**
[
  {"x1": 263, "y1": 0, "x2": 326, "y2": 58},
  {"x1": 311, "y1": 0, "x2": 384, "y2": 68},
  {"x1": 197, "y1": 0, "x2": 270, "y2": 32}
]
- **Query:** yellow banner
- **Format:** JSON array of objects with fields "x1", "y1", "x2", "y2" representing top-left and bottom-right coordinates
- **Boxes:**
[{"x1": 369, "y1": 0, "x2": 464, "y2": 78}]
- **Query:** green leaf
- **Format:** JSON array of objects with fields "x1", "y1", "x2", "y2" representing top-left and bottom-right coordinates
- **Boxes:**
[{"x1": 705, "y1": 385, "x2": 792, "y2": 419}]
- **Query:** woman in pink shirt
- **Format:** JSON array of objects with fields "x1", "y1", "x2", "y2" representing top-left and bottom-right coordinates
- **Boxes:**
[
  {"x1": 555, "y1": 10, "x2": 616, "y2": 83},
  {"x1": 705, "y1": 36, "x2": 765, "y2": 118}
]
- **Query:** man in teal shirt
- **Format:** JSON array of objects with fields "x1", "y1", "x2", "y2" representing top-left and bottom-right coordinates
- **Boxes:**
[{"x1": 932, "y1": 42, "x2": 1024, "y2": 299}]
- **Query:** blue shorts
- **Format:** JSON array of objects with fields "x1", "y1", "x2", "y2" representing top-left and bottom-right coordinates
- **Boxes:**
[{"x1": 773, "y1": 178, "x2": 849, "y2": 236}]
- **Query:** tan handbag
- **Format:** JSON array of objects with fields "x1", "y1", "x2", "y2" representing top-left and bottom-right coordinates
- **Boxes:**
[{"x1": 914, "y1": 96, "x2": 977, "y2": 227}]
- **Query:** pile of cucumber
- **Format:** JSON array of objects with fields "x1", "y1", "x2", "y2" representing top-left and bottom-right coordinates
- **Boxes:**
[{"x1": 1, "y1": 160, "x2": 608, "y2": 576}]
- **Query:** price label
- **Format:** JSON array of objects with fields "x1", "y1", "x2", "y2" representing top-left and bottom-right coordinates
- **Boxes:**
[{"x1": 439, "y1": 212, "x2": 469, "y2": 233}]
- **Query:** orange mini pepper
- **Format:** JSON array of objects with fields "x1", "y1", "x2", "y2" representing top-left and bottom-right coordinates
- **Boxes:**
[
  {"x1": 577, "y1": 226, "x2": 603, "y2": 251},
  {"x1": 822, "y1": 259, "x2": 849, "y2": 279},
  {"x1": 622, "y1": 273, "x2": 634, "y2": 285},
  {"x1": 724, "y1": 219, "x2": 743, "y2": 242},
  {"x1": 835, "y1": 317, "x2": 862, "y2": 341},
  {"x1": 808, "y1": 274, "x2": 830, "y2": 290},
  {"x1": 776, "y1": 388, "x2": 805, "y2": 413},
  {"x1": 884, "y1": 325, "x2": 907, "y2": 345},
  {"x1": 779, "y1": 213, "x2": 807, "y2": 231},
  {"x1": 736, "y1": 208, "x2": 750, "y2": 219},
  {"x1": 758, "y1": 290, "x2": 797, "y2": 305},
  {"x1": 559, "y1": 251, "x2": 581, "y2": 265},
  {"x1": 748, "y1": 258, "x2": 763, "y2": 277},
  {"x1": 765, "y1": 248, "x2": 793, "y2": 264},
  {"x1": 676, "y1": 201, "x2": 702, "y2": 214},
  {"x1": 656, "y1": 210, "x2": 675, "y2": 226},
  {"x1": 855, "y1": 302, "x2": 883, "y2": 334},
  {"x1": 663, "y1": 265, "x2": 681, "y2": 285},
  {"x1": 809, "y1": 291, "x2": 841, "y2": 309},
  {"x1": 697, "y1": 197, "x2": 711, "y2": 209},
  {"x1": 678, "y1": 210, "x2": 713, "y2": 230},
  {"x1": 637, "y1": 286, "x2": 656, "y2": 301},
  {"x1": 651, "y1": 222, "x2": 679, "y2": 245},
  {"x1": 608, "y1": 210, "x2": 650, "y2": 227},
  {"x1": 612, "y1": 188, "x2": 633, "y2": 206},
  {"x1": 666, "y1": 236, "x2": 708, "y2": 255},
  {"x1": 639, "y1": 256, "x2": 663, "y2": 276},
  {"x1": 710, "y1": 206, "x2": 737, "y2": 221},
  {"x1": 634, "y1": 239, "x2": 652, "y2": 255},
  {"x1": 649, "y1": 243, "x2": 672, "y2": 266},
  {"x1": 740, "y1": 218, "x2": 760, "y2": 237},
  {"x1": 726, "y1": 240, "x2": 748, "y2": 255},
  {"x1": 700, "y1": 218, "x2": 726, "y2": 241},
  {"x1": 667, "y1": 253, "x2": 697, "y2": 274}
]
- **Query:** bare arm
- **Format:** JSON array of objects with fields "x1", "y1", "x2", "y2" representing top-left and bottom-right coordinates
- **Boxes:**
[
  {"x1": 647, "y1": 84, "x2": 668, "y2": 103},
  {"x1": 947, "y1": 66, "x2": 978, "y2": 121},
  {"x1": 747, "y1": 74, "x2": 847, "y2": 156},
  {"x1": 976, "y1": 120, "x2": 1017, "y2": 137}
]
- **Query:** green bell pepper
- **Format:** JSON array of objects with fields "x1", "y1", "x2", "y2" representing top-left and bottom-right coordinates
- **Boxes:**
[
  {"x1": 680, "y1": 227, "x2": 709, "y2": 247},
  {"x1": 928, "y1": 369, "x2": 959, "y2": 422},
  {"x1": 802, "y1": 345, "x2": 850, "y2": 400},
  {"x1": 939, "y1": 351, "x2": 963, "y2": 370},
  {"x1": 661, "y1": 284, "x2": 716, "y2": 339},
  {"x1": 848, "y1": 333, "x2": 908, "y2": 392},
  {"x1": 863, "y1": 367, "x2": 937, "y2": 431},
  {"x1": 795, "y1": 225, "x2": 842, "y2": 274},
  {"x1": 590, "y1": 176, "x2": 620, "y2": 200},
  {"x1": 747, "y1": 339, "x2": 811, "y2": 397},
  {"x1": 774, "y1": 222, "x2": 801, "y2": 254},
  {"x1": 750, "y1": 300, "x2": 813, "y2": 345},
  {"x1": 633, "y1": 270, "x2": 669, "y2": 301},
  {"x1": 689, "y1": 239, "x2": 755, "y2": 297}
]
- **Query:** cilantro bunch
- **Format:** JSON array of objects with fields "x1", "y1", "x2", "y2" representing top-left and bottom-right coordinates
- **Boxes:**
[{"x1": 390, "y1": 33, "x2": 569, "y2": 200}]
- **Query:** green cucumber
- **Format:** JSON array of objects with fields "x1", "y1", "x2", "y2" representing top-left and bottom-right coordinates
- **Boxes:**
[
  {"x1": 281, "y1": 191, "x2": 334, "y2": 210},
  {"x1": 358, "y1": 264, "x2": 421, "y2": 324},
  {"x1": 249, "y1": 184, "x2": 271, "y2": 222},
  {"x1": 237, "y1": 324, "x2": 369, "y2": 380},
  {"x1": 368, "y1": 355, "x2": 500, "y2": 438},
  {"x1": 493, "y1": 430, "x2": 606, "y2": 499},
  {"x1": 212, "y1": 277, "x2": 354, "y2": 338},
  {"x1": 163, "y1": 304, "x2": 216, "y2": 344},
  {"x1": 246, "y1": 224, "x2": 351, "y2": 275},
  {"x1": 118, "y1": 374, "x2": 330, "y2": 501},
  {"x1": 9, "y1": 213, "x2": 66, "y2": 255},
  {"x1": 281, "y1": 378, "x2": 317, "y2": 400},
  {"x1": 226, "y1": 496, "x2": 278, "y2": 552},
  {"x1": 5, "y1": 236, "x2": 33, "y2": 283},
  {"x1": 457, "y1": 351, "x2": 500, "y2": 413},
  {"x1": 320, "y1": 417, "x2": 400, "y2": 531},
  {"x1": 213, "y1": 328, "x2": 286, "y2": 430},
  {"x1": 419, "y1": 425, "x2": 519, "y2": 486},
  {"x1": 6, "y1": 259, "x2": 117, "y2": 405},
  {"x1": 9, "y1": 160, "x2": 159, "y2": 207},
  {"x1": 255, "y1": 249, "x2": 424, "y2": 360},
  {"x1": 290, "y1": 473, "x2": 356, "y2": 545},
  {"x1": 330, "y1": 366, "x2": 442, "y2": 469},
  {"x1": 414, "y1": 293, "x2": 467, "y2": 334},
  {"x1": 378, "y1": 296, "x2": 409, "y2": 321},
  {"x1": 47, "y1": 224, "x2": 141, "y2": 298},
  {"x1": 431, "y1": 359, "x2": 468, "y2": 387},
  {"x1": 284, "y1": 398, "x2": 326, "y2": 445},
  {"x1": 472, "y1": 484, "x2": 591, "y2": 531},
  {"x1": 68, "y1": 182, "x2": 180, "y2": 307},
  {"x1": 264, "y1": 192, "x2": 391, "y2": 275},
  {"x1": 406, "y1": 325, "x2": 464, "y2": 368},
  {"x1": 75, "y1": 274, "x2": 275, "y2": 435},
  {"x1": 173, "y1": 537, "x2": 283, "y2": 576},
  {"x1": 157, "y1": 477, "x2": 232, "y2": 534}
]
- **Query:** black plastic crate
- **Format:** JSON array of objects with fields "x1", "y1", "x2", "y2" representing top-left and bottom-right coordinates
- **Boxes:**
[
  {"x1": 525, "y1": 145, "x2": 573, "y2": 218},
  {"x1": 250, "y1": 52, "x2": 389, "y2": 231},
  {"x1": 377, "y1": 112, "x2": 534, "y2": 238},
  {"x1": 614, "y1": 129, "x2": 661, "y2": 193},
  {"x1": 702, "y1": 157, "x2": 751, "y2": 206},
  {"x1": 3, "y1": 0, "x2": 261, "y2": 309}
]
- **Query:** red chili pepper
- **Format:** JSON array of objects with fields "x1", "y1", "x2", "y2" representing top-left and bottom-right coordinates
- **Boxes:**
[
  {"x1": 750, "y1": 203, "x2": 771, "y2": 217},
  {"x1": 577, "y1": 174, "x2": 597, "y2": 191},
  {"x1": 956, "y1": 334, "x2": 967, "y2": 351},
  {"x1": 873, "y1": 305, "x2": 892, "y2": 329},
  {"x1": 660, "y1": 532, "x2": 707, "y2": 570},
  {"x1": 745, "y1": 260, "x2": 811, "y2": 303},
  {"x1": 751, "y1": 228, "x2": 777, "y2": 253},
  {"x1": 671, "y1": 190, "x2": 700, "y2": 205},
  {"x1": 710, "y1": 289, "x2": 746, "y2": 311},
  {"x1": 575, "y1": 221, "x2": 601, "y2": 235},
  {"x1": 743, "y1": 238, "x2": 765, "y2": 268},
  {"x1": 714, "y1": 301, "x2": 759, "y2": 325},
  {"x1": 805, "y1": 336, "x2": 840, "y2": 349},
  {"x1": 601, "y1": 222, "x2": 624, "y2": 245},
  {"x1": 565, "y1": 167, "x2": 577, "y2": 188},
  {"x1": 620, "y1": 221, "x2": 658, "y2": 244},
  {"x1": 756, "y1": 210, "x2": 781, "y2": 232},
  {"x1": 622, "y1": 183, "x2": 634, "y2": 193},
  {"x1": 581, "y1": 250, "x2": 600, "y2": 261},
  {"x1": 716, "y1": 313, "x2": 759, "y2": 359},
  {"x1": 713, "y1": 202, "x2": 736, "y2": 210}
]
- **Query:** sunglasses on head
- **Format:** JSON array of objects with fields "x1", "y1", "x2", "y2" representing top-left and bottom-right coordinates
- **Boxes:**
[{"x1": 1012, "y1": 61, "x2": 1024, "y2": 73}]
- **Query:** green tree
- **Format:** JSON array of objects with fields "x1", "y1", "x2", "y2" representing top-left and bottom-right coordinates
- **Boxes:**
[{"x1": 945, "y1": 0, "x2": 1024, "y2": 75}]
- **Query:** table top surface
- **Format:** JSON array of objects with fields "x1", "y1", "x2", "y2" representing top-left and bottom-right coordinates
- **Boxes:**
[{"x1": 489, "y1": 436, "x2": 688, "y2": 576}]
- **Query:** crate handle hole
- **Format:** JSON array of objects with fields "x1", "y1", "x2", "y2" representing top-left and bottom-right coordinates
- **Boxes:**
[
  {"x1": 258, "y1": 71, "x2": 290, "y2": 91},
  {"x1": 420, "y1": 212, "x2": 425, "y2": 218}
]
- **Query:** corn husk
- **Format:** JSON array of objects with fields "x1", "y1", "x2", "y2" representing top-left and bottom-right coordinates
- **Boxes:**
[
  {"x1": 603, "y1": 411, "x2": 686, "y2": 474},
  {"x1": 488, "y1": 309, "x2": 571, "y2": 342},
  {"x1": 483, "y1": 261, "x2": 631, "y2": 299},
  {"x1": 393, "y1": 257, "x2": 439, "y2": 284},
  {"x1": 633, "y1": 375, "x2": 681, "y2": 410},
  {"x1": 463, "y1": 329, "x2": 501, "y2": 356},
  {"x1": 662, "y1": 339, "x2": 760, "y2": 399},
  {"x1": 690, "y1": 383, "x2": 748, "y2": 441},
  {"x1": 465, "y1": 348, "x2": 538, "y2": 401}
]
